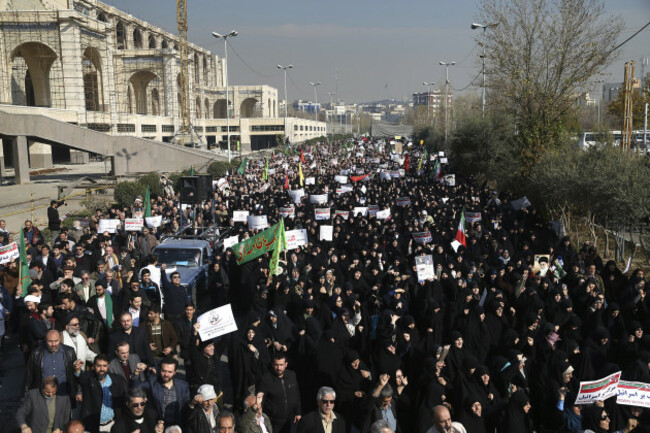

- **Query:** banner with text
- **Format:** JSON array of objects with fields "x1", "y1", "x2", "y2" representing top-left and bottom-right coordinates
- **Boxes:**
[
  {"x1": 575, "y1": 371, "x2": 621, "y2": 405},
  {"x1": 286, "y1": 229, "x2": 308, "y2": 250},
  {"x1": 197, "y1": 304, "x2": 238, "y2": 341},
  {"x1": 125, "y1": 218, "x2": 144, "y2": 231}
]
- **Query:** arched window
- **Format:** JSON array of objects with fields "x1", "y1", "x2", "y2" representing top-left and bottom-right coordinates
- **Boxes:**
[
  {"x1": 162, "y1": 39, "x2": 169, "y2": 49},
  {"x1": 116, "y1": 21, "x2": 127, "y2": 49},
  {"x1": 203, "y1": 56, "x2": 208, "y2": 85},
  {"x1": 97, "y1": 13, "x2": 107, "y2": 23},
  {"x1": 133, "y1": 28, "x2": 143, "y2": 49},
  {"x1": 148, "y1": 34, "x2": 157, "y2": 49}
]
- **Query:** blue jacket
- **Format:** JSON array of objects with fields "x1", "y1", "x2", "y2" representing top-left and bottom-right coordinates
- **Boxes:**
[{"x1": 137, "y1": 373, "x2": 190, "y2": 426}]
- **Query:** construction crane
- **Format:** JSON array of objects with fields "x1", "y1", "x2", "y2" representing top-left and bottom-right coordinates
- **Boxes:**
[{"x1": 173, "y1": 0, "x2": 203, "y2": 147}]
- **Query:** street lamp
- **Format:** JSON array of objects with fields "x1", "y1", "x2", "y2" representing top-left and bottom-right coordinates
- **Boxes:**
[
  {"x1": 309, "y1": 81, "x2": 321, "y2": 122},
  {"x1": 212, "y1": 30, "x2": 238, "y2": 162},
  {"x1": 422, "y1": 81, "x2": 435, "y2": 122},
  {"x1": 439, "y1": 61, "x2": 455, "y2": 144},
  {"x1": 471, "y1": 22, "x2": 498, "y2": 117},
  {"x1": 277, "y1": 65, "x2": 293, "y2": 142},
  {"x1": 327, "y1": 91, "x2": 336, "y2": 138}
]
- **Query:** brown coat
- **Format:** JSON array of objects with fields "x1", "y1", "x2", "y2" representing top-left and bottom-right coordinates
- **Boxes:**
[{"x1": 145, "y1": 318, "x2": 178, "y2": 357}]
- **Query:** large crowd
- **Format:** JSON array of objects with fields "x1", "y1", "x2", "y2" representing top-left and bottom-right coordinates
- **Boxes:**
[{"x1": 0, "y1": 139, "x2": 649, "y2": 433}]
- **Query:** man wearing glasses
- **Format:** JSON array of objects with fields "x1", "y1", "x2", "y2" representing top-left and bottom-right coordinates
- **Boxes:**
[
  {"x1": 62, "y1": 314, "x2": 96, "y2": 365},
  {"x1": 111, "y1": 387, "x2": 163, "y2": 433},
  {"x1": 298, "y1": 387, "x2": 346, "y2": 433},
  {"x1": 160, "y1": 264, "x2": 189, "y2": 325}
]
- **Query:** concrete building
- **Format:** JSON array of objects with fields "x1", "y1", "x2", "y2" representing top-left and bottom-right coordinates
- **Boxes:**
[
  {"x1": 0, "y1": 0, "x2": 325, "y2": 171},
  {"x1": 412, "y1": 90, "x2": 451, "y2": 115}
]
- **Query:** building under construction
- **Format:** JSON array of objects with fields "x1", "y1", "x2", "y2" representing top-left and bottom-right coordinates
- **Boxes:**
[{"x1": 0, "y1": 0, "x2": 325, "y2": 169}]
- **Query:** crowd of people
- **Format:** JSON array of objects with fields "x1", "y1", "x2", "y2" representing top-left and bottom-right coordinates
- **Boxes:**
[{"x1": 0, "y1": 138, "x2": 649, "y2": 433}]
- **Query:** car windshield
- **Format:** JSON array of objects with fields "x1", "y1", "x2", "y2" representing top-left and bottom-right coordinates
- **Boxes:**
[{"x1": 155, "y1": 248, "x2": 202, "y2": 267}]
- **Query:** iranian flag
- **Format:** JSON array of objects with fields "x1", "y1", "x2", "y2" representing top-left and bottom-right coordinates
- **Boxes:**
[
  {"x1": 455, "y1": 210, "x2": 467, "y2": 247},
  {"x1": 432, "y1": 160, "x2": 442, "y2": 182}
]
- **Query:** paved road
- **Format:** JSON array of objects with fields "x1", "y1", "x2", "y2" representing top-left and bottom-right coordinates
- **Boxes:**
[{"x1": 0, "y1": 334, "x2": 26, "y2": 433}]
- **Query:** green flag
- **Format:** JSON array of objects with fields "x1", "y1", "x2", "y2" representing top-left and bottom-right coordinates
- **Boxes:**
[
  {"x1": 262, "y1": 158, "x2": 269, "y2": 181},
  {"x1": 18, "y1": 232, "x2": 31, "y2": 297},
  {"x1": 269, "y1": 219, "x2": 287, "y2": 276},
  {"x1": 237, "y1": 158, "x2": 247, "y2": 175},
  {"x1": 144, "y1": 186, "x2": 152, "y2": 218},
  {"x1": 232, "y1": 220, "x2": 284, "y2": 265},
  {"x1": 190, "y1": 166, "x2": 195, "y2": 176},
  {"x1": 237, "y1": 140, "x2": 241, "y2": 152}
]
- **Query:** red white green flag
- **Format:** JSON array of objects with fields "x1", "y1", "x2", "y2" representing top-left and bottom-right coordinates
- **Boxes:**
[{"x1": 455, "y1": 209, "x2": 467, "y2": 247}]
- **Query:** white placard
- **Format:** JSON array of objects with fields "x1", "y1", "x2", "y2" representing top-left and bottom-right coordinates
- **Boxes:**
[
  {"x1": 443, "y1": 174, "x2": 456, "y2": 186},
  {"x1": 247, "y1": 215, "x2": 268, "y2": 230},
  {"x1": 0, "y1": 243, "x2": 19, "y2": 265},
  {"x1": 616, "y1": 380, "x2": 650, "y2": 408},
  {"x1": 145, "y1": 215, "x2": 163, "y2": 228},
  {"x1": 289, "y1": 189, "x2": 305, "y2": 204},
  {"x1": 309, "y1": 194, "x2": 328, "y2": 204},
  {"x1": 438, "y1": 151, "x2": 445, "y2": 156},
  {"x1": 217, "y1": 178, "x2": 229, "y2": 191},
  {"x1": 376, "y1": 209, "x2": 391, "y2": 220},
  {"x1": 334, "y1": 210, "x2": 349, "y2": 220},
  {"x1": 305, "y1": 177, "x2": 316, "y2": 185},
  {"x1": 330, "y1": 158, "x2": 338, "y2": 166},
  {"x1": 413, "y1": 231, "x2": 432, "y2": 244},
  {"x1": 415, "y1": 255, "x2": 435, "y2": 281},
  {"x1": 125, "y1": 218, "x2": 144, "y2": 231},
  {"x1": 465, "y1": 212, "x2": 482, "y2": 223},
  {"x1": 233, "y1": 210, "x2": 250, "y2": 222},
  {"x1": 336, "y1": 185, "x2": 354, "y2": 195},
  {"x1": 379, "y1": 172, "x2": 392, "y2": 181},
  {"x1": 223, "y1": 235, "x2": 239, "y2": 249},
  {"x1": 575, "y1": 371, "x2": 621, "y2": 405},
  {"x1": 396, "y1": 197, "x2": 411, "y2": 206},
  {"x1": 267, "y1": 168, "x2": 277, "y2": 176},
  {"x1": 440, "y1": 157, "x2": 448, "y2": 164},
  {"x1": 339, "y1": 169, "x2": 350, "y2": 176},
  {"x1": 335, "y1": 175, "x2": 348, "y2": 184},
  {"x1": 279, "y1": 207, "x2": 295, "y2": 218},
  {"x1": 315, "y1": 208, "x2": 331, "y2": 221},
  {"x1": 353, "y1": 207, "x2": 368, "y2": 217},
  {"x1": 286, "y1": 229, "x2": 308, "y2": 250},
  {"x1": 319, "y1": 225, "x2": 333, "y2": 241},
  {"x1": 197, "y1": 304, "x2": 238, "y2": 341},
  {"x1": 98, "y1": 219, "x2": 121, "y2": 233}
]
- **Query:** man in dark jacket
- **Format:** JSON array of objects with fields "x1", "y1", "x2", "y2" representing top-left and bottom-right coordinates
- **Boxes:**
[
  {"x1": 361, "y1": 377, "x2": 400, "y2": 433},
  {"x1": 257, "y1": 353, "x2": 302, "y2": 433},
  {"x1": 76, "y1": 354, "x2": 127, "y2": 432},
  {"x1": 108, "y1": 311, "x2": 153, "y2": 365},
  {"x1": 16, "y1": 376, "x2": 71, "y2": 433},
  {"x1": 298, "y1": 386, "x2": 346, "y2": 433},
  {"x1": 27, "y1": 303, "x2": 55, "y2": 349},
  {"x1": 48, "y1": 200, "x2": 63, "y2": 246},
  {"x1": 25, "y1": 330, "x2": 82, "y2": 396},
  {"x1": 189, "y1": 326, "x2": 220, "y2": 394},
  {"x1": 160, "y1": 265, "x2": 190, "y2": 324},
  {"x1": 108, "y1": 341, "x2": 146, "y2": 384},
  {"x1": 183, "y1": 384, "x2": 220, "y2": 433},
  {"x1": 110, "y1": 387, "x2": 162, "y2": 433},
  {"x1": 136, "y1": 357, "x2": 190, "y2": 427}
]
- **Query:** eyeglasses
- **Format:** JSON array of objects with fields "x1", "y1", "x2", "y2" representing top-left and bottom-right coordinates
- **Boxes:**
[
  {"x1": 69, "y1": 322, "x2": 80, "y2": 327},
  {"x1": 321, "y1": 400, "x2": 335, "y2": 405},
  {"x1": 601, "y1": 414, "x2": 609, "y2": 420},
  {"x1": 172, "y1": 276, "x2": 181, "y2": 279},
  {"x1": 131, "y1": 402, "x2": 146, "y2": 408}
]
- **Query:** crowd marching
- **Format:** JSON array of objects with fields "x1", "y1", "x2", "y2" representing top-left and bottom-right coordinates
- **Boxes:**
[{"x1": 0, "y1": 138, "x2": 649, "y2": 433}]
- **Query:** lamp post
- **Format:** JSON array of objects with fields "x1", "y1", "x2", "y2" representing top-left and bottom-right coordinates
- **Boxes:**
[
  {"x1": 309, "y1": 81, "x2": 321, "y2": 122},
  {"x1": 277, "y1": 65, "x2": 293, "y2": 143},
  {"x1": 212, "y1": 30, "x2": 237, "y2": 162},
  {"x1": 471, "y1": 22, "x2": 497, "y2": 117},
  {"x1": 439, "y1": 61, "x2": 455, "y2": 144},
  {"x1": 327, "y1": 91, "x2": 336, "y2": 138},
  {"x1": 422, "y1": 81, "x2": 435, "y2": 122}
]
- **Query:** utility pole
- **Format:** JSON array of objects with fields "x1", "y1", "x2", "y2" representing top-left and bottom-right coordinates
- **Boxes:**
[
  {"x1": 622, "y1": 61, "x2": 635, "y2": 153},
  {"x1": 439, "y1": 61, "x2": 455, "y2": 144}
]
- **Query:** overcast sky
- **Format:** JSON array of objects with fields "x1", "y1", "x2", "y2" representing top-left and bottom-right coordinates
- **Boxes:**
[{"x1": 105, "y1": 0, "x2": 650, "y2": 104}]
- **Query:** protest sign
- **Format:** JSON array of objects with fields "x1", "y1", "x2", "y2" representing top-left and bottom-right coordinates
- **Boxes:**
[
  {"x1": 289, "y1": 189, "x2": 305, "y2": 204},
  {"x1": 368, "y1": 205, "x2": 379, "y2": 216},
  {"x1": 305, "y1": 177, "x2": 316, "y2": 185},
  {"x1": 376, "y1": 209, "x2": 391, "y2": 220},
  {"x1": 0, "y1": 243, "x2": 19, "y2": 265},
  {"x1": 309, "y1": 194, "x2": 328, "y2": 204},
  {"x1": 444, "y1": 174, "x2": 456, "y2": 186},
  {"x1": 330, "y1": 158, "x2": 338, "y2": 166},
  {"x1": 286, "y1": 229, "x2": 308, "y2": 250},
  {"x1": 616, "y1": 380, "x2": 650, "y2": 408},
  {"x1": 396, "y1": 197, "x2": 411, "y2": 206},
  {"x1": 145, "y1": 215, "x2": 162, "y2": 228},
  {"x1": 125, "y1": 218, "x2": 144, "y2": 231},
  {"x1": 233, "y1": 210, "x2": 250, "y2": 222},
  {"x1": 465, "y1": 212, "x2": 482, "y2": 223},
  {"x1": 315, "y1": 208, "x2": 331, "y2": 221},
  {"x1": 223, "y1": 235, "x2": 239, "y2": 250},
  {"x1": 575, "y1": 371, "x2": 621, "y2": 405},
  {"x1": 247, "y1": 215, "x2": 268, "y2": 230},
  {"x1": 197, "y1": 304, "x2": 238, "y2": 341},
  {"x1": 335, "y1": 175, "x2": 348, "y2": 184},
  {"x1": 413, "y1": 231, "x2": 432, "y2": 244},
  {"x1": 319, "y1": 225, "x2": 333, "y2": 241},
  {"x1": 415, "y1": 255, "x2": 435, "y2": 281},
  {"x1": 353, "y1": 207, "x2": 368, "y2": 217},
  {"x1": 336, "y1": 185, "x2": 354, "y2": 195},
  {"x1": 379, "y1": 172, "x2": 392, "y2": 181},
  {"x1": 98, "y1": 219, "x2": 121, "y2": 233},
  {"x1": 440, "y1": 157, "x2": 448, "y2": 164},
  {"x1": 339, "y1": 169, "x2": 350, "y2": 176},
  {"x1": 334, "y1": 210, "x2": 350, "y2": 220},
  {"x1": 279, "y1": 207, "x2": 295, "y2": 219}
]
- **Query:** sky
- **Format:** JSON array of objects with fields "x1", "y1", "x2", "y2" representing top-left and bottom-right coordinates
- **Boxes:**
[{"x1": 105, "y1": 0, "x2": 650, "y2": 104}]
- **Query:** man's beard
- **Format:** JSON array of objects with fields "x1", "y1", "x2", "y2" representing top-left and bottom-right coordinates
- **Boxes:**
[{"x1": 69, "y1": 329, "x2": 79, "y2": 337}]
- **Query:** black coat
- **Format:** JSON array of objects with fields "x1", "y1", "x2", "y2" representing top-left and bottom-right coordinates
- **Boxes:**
[
  {"x1": 297, "y1": 410, "x2": 346, "y2": 433},
  {"x1": 77, "y1": 372, "x2": 127, "y2": 432},
  {"x1": 25, "y1": 345, "x2": 78, "y2": 396},
  {"x1": 110, "y1": 406, "x2": 159, "y2": 433},
  {"x1": 257, "y1": 370, "x2": 301, "y2": 433},
  {"x1": 183, "y1": 405, "x2": 217, "y2": 433}
]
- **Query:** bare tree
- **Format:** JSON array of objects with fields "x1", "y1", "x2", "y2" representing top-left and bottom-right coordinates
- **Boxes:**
[{"x1": 477, "y1": 0, "x2": 623, "y2": 166}]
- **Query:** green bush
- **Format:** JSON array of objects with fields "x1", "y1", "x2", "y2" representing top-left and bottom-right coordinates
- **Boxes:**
[
  {"x1": 114, "y1": 180, "x2": 145, "y2": 209},
  {"x1": 207, "y1": 160, "x2": 239, "y2": 178},
  {"x1": 138, "y1": 172, "x2": 163, "y2": 197}
]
